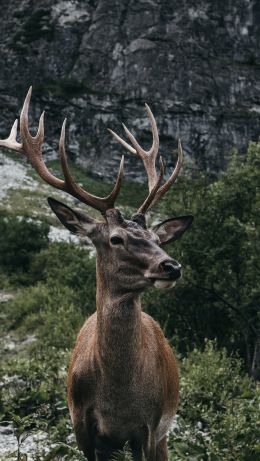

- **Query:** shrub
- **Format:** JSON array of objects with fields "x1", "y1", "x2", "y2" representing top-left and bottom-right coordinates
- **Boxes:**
[
  {"x1": 0, "y1": 211, "x2": 49, "y2": 284},
  {"x1": 29, "y1": 241, "x2": 96, "y2": 315},
  {"x1": 3, "y1": 282, "x2": 85, "y2": 350},
  {"x1": 0, "y1": 347, "x2": 70, "y2": 429},
  {"x1": 169, "y1": 341, "x2": 260, "y2": 460}
]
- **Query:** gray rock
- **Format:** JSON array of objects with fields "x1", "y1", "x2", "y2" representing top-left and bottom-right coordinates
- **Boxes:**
[
  {"x1": 0, "y1": 0, "x2": 259, "y2": 180},
  {"x1": 0, "y1": 292, "x2": 14, "y2": 303}
]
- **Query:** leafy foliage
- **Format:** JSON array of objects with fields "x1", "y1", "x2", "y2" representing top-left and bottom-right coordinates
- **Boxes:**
[
  {"x1": 169, "y1": 341, "x2": 260, "y2": 461},
  {"x1": 0, "y1": 211, "x2": 49, "y2": 284},
  {"x1": 30, "y1": 241, "x2": 96, "y2": 313}
]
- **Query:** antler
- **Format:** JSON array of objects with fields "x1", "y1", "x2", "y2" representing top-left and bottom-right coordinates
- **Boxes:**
[
  {"x1": 108, "y1": 104, "x2": 183, "y2": 213},
  {"x1": 0, "y1": 87, "x2": 124, "y2": 216}
]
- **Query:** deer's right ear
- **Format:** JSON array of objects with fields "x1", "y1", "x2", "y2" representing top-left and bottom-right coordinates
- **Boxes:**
[{"x1": 48, "y1": 197, "x2": 98, "y2": 236}]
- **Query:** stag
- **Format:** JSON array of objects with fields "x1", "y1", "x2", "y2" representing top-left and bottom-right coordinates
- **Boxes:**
[{"x1": 0, "y1": 88, "x2": 193, "y2": 461}]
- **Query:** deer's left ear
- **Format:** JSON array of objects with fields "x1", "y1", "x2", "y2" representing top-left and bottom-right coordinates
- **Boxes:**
[
  {"x1": 153, "y1": 215, "x2": 193, "y2": 245},
  {"x1": 48, "y1": 197, "x2": 99, "y2": 237}
]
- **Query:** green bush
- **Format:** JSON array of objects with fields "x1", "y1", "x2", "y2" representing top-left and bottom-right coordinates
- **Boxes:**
[
  {"x1": 3, "y1": 282, "x2": 85, "y2": 350},
  {"x1": 1, "y1": 241, "x2": 96, "y2": 357},
  {"x1": 0, "y1": 347, "x2": 70, "y2": 432},
  {"x1": 169, "y1": 341, "x2": 260, "y2": 460},
  {"x1": 30, "y1": 241, "x2": 96, "y2": 314},
  {"x1": 0, "y1": 211, "x2": 49, "y2": 284}
]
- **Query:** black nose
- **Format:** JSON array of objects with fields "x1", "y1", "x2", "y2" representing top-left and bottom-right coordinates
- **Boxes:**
[{"x1": 160, "y1": 261, "x2": 182, "y2": 281}]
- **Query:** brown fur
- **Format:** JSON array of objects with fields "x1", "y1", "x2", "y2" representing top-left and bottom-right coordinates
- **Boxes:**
[
  {"x1": 68, "y1": 308, "x2": 179, "y2": 461},
  {"x1": 48, "y1": 204, "x2": 192, "y2": 461}
]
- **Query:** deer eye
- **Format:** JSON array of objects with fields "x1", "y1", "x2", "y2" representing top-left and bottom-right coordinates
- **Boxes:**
[{"x1": 110, "y1": 235, "x2": 124, "y2": 246}]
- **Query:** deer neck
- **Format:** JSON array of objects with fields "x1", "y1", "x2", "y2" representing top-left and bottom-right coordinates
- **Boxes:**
[{"x1": 95, "y1": 254, "x2": 142, "y2": 371}]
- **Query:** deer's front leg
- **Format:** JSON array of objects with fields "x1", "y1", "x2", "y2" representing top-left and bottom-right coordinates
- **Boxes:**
[
  {"x1": 72, "y1": 408, "x2": 96, "y2": 461},
  {"x1": 143, "y1": 431, "x2": 157, "y2": 461},
  {"x1": 129, "y1": 428, "x2": 148, "y2": 461},
  {"x1": 155, "y1": 436, "x2": 168, "y2": 461}
]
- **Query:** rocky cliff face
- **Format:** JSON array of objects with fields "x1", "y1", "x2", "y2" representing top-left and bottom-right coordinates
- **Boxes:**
[{"x1": 0, "y1": 0, "x2": 259, "y2": 180}]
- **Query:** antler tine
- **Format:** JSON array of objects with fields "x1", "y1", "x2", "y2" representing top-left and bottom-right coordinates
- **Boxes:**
[
  {"x1": 0, "y1": 119, "x2": 23, "y2": 153},
  {"x1": 153, "y1": 139, "x2": 183, "y2": 204},
  {"x1": 0, "y1": 87, "x2": 124, "y2": 216},
  {"x1": 108, "y1": 128, "x2": 137, "y2": 155},
  {"x1": 143, "y1": 103, "x2": 159, "y2": 158},
  {"x1": 20, "y1": 86, "x2": 33, "y2": 140},
  {"x1": 138, "y1": 156, "x2": 164, "y2": 214},
  {"x1": 18, "y1": 87, "x2": 69, "y2": 190},
  {"x1": 121, "y1": 104, "x2": 159, "y2": 161},
  {"x1": 109, "y1": 104, "x2": 160, "y2": 192}
]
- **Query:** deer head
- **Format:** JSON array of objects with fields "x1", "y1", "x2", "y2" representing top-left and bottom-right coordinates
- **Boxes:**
[
  {"x1": 0, "y1": 88, "x2": 193, "y2": 293},
  {"x1": 48, "y1": 199, "x2": 192, "y2": 292}
]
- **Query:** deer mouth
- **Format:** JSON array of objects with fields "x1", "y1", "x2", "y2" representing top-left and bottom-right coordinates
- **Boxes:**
[{"x1": 149, "y1": 278, "x2": 177, "y2": 289}]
